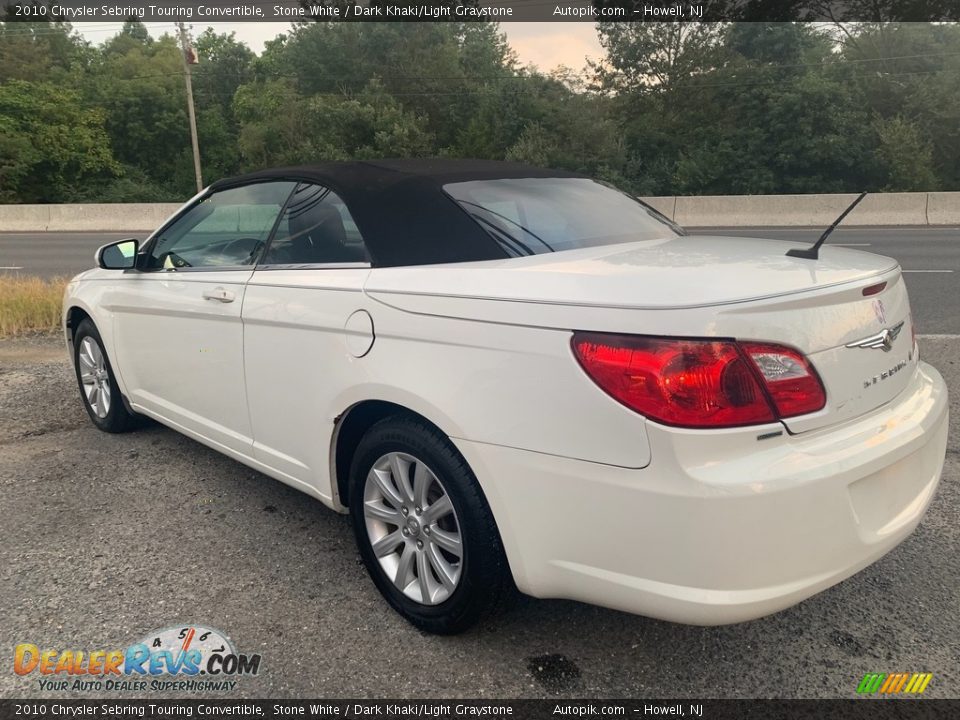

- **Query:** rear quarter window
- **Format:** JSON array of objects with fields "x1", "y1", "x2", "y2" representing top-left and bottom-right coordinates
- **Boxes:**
[{"x1": 444, "y1": 177, "x2": 681, "y2": 257}]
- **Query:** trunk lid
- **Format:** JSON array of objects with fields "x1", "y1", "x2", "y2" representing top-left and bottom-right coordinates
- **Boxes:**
[
  {"x1": 773, "y1": 273, "x2": 917, "y2": 433},
  {"x1": 366, "y1": 235, "x2": 916, "y2": 433},
  {"x1": 367, "y1": 235, "x2": 899, "y2": 309}
]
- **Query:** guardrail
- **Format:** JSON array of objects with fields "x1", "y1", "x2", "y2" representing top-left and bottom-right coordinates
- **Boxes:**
[{"x1": 0, "y1": 192, "x2": 957, "y2": 232}]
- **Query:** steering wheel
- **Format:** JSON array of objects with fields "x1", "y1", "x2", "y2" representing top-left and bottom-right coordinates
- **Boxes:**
[{"x1": 220, "y1": 237, "x2": 264, "y2": 265}]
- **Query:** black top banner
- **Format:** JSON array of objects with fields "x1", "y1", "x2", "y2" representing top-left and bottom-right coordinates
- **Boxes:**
[{"x1": 2, "y1": 0, "x2": 958, "y2": 23}]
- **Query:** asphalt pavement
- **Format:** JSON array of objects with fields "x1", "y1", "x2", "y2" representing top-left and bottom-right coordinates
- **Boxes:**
[
  {"x1": 0, "y1": 333, "x2": 958, "y2": 699},
  {"x1": 2, "y1": 226, "x2": 958, "y2": 333}
]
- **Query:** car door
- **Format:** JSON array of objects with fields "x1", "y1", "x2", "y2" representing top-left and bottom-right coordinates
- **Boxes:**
[
  {"x1": 241, "y1": 182, "x2": 372, "y2": 498},
  {"x1": 110, "y1": 181, "x2": 297, "y2": 455}
]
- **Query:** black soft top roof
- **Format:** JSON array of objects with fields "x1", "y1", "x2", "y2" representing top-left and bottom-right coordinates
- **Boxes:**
[{"x1": 208, "y1": 159, "x2": 586, "y2": 267}]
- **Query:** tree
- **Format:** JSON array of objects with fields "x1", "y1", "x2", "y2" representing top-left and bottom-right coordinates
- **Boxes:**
[
  {"x1": 83, "y1": 33, "x2": 192, "y2": 195},
  {"x1": 192, "y1": 28, "x2": 256, "y2": 114},
  {"x1": 188, "y1": 30, "x2": 257, "y2": 179},
  {"x1": 0, "y1": 20, "x2": 89, "y2": 83},
  {"x1": 835, "y1": 22, "x2": 960, "y2": 188},
  {"x1": 595, "y1": 20, "x2": 959, "y2": 194},
  {"x1": 594, "y1": 23, "x2": 728, "y2": 94},
  {"x1": 873, "y1": 116, "x2": 937, "y2": 191},
  {"x1": 0, "y1": 80, "x2": 118, "y2": 202},
  {"x1": 233, "y1": 79, "x2": 432, "y2": 167},
  {"x1": 101, "y1": 19, "x2": 153, "y2": 57},
  {"x1": 258, "y1": 21, "x2": 518, "y2": 152},
  {"x1": 1, "y1": 19, "x2": 959, "y2": 203}
]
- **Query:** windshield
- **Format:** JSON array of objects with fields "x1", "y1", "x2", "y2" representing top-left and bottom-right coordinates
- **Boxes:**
[{"x1": 444, "y1": 177, "x2": 682, "y2": 257}]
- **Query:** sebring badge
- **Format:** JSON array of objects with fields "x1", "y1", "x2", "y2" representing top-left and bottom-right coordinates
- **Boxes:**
[
  {"x1": 861, "y1": 357, "x2": 911, "y2": 390},
  {"x1": 846, "y1": 320, "x2": 904, "y2": 353}
]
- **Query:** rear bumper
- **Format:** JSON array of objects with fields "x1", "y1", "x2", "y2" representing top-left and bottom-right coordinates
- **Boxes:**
[{"x1": 456, "y1": 361, "x2": 948, "y2": 624}]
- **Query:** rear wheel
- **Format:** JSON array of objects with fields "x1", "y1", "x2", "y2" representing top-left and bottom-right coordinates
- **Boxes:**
[
  {"x1": 73, "y1": 318, "x2": 141, "y2": 433},
  {"x1": 349, "y1": 415, "x2": 511, "y2": 634}
]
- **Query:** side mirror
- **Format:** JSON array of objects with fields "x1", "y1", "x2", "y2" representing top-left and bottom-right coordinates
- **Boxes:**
[{"x1": 96, "y1": 239, "x2": 139, "y2": 270}]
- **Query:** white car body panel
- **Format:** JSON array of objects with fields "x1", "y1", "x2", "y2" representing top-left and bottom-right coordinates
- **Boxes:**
[
  {"x1": 363, "y1": 235, "x2": 899, "y2": 310},
  {"x1": 367, "y1": 241, "x2": 912, "y2": 435},
  {"x1": 456, "y1": 360, "x2": 947, "y2": 623},
  {"x1": 64, "y1": 225, "x2": 948, "y2": 625},
  {"x1": 108, "y1": 270, "x2": 256, "y2": 455},
  {"x1": 242, "y1": 267, "x2": 371, "y2": 497}
]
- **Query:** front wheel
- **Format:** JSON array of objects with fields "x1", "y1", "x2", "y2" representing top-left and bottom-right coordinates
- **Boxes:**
[
  {"x1": 349, "y1": 415, "x2": 512, "y2": 634},
  {"x1": 73, "y1": 318, "x2": 141, "y2": 433}
]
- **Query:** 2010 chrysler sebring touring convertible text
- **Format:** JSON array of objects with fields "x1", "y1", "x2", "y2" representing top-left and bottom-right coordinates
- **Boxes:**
[{"x1": 63, "y1": 159, "x2": 948, "y2": 634}]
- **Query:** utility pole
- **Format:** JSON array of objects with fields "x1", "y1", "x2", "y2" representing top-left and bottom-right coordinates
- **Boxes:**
[{"x1": 176, "y1": 21, "x2": 203, "y2": 192}]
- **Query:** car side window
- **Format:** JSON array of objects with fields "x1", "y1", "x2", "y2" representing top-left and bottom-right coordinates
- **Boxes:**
[
  {"x1": 147, "y1": 182, "x2": 296, "y2": 270},
  {"x1": 261, "y1": 183, "x2": 369, "y2": 266}
]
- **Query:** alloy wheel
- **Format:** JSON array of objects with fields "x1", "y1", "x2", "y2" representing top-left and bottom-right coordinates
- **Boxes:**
[
  {"x1": 78, "y1": 336, "x2": 111, "y2": 419},
  {"x1": 363, "y1": 452, "x2": 463, "y2": 605}
]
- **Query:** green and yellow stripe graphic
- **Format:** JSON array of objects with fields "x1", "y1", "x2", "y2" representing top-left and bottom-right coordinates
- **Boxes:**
[{"x1": 857, "y1": 672, "x2": 933, "y2": 694}]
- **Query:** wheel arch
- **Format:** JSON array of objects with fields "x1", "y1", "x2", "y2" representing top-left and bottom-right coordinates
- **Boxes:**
[
  {"x1": 330, "y1": 397, "x2": 523, "y2": 596},
  {"x1": 331, "y1": 399, "x2": 451, "y2": 511},
  {"x1": 64, "y1": 305, "x2": 92, "y2": 345},
  {"x1": 64, "y1": 302, "x2": 135, "y2": 415}
]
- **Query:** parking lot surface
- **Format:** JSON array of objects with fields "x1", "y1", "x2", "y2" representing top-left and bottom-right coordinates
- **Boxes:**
[{"x1": 1, "y1": 334, "x2": 957, "y2": 699}]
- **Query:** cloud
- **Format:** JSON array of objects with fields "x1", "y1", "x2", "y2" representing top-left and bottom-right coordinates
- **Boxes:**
[
  {"x1": 502, "y1": 22, "x2": 603, "y2": 72},
  {"x1": 73, "y1": 21, "x2": 604, "y2": 72}
]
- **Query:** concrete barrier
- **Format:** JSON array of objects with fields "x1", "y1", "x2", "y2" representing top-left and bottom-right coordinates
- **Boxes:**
[
  {"x1": 0, "y1": 192, "x2": 957, "y2": 231},
  {"x1": 926, "y1": 192, "x2": 960, "y2": 226},
  {"x1": 638, "y1": 196, "x2": 676, "y2": 219},
  {"x1": 641, "y1": 191, "x2": 957, "y2": 227},
  {"x1": 651, "y1": 192, "x2": 936, "y2": 227},
  {"x1": 0, "y1": 203, "x2": 181, "y2": 232}
]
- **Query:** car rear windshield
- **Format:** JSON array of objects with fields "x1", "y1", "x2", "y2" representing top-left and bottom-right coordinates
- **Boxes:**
[{"x1": 443, "y1": 177, "x2": 682, "y2": 257}]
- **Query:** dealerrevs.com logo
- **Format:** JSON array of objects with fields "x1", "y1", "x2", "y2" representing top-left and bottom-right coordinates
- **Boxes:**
[{"x1": 14, "y1": 625, "x2": 262, "y2": 693}]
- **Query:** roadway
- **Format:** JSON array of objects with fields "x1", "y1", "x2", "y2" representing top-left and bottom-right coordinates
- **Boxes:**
[{"x1": 1, "y1": 226, "x2": 957, "y2": 333}]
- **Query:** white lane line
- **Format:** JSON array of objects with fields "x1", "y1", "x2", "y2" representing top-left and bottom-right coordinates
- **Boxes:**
[
  {"x1": 0, "y1": 266, "x2": 24, "y2": 270},
  {"x1": 918, "y1": 334, "x2": 960, "y2": 339},
  {"x1": 902, "y1": 270, "x2": 953, "y2": 273}
]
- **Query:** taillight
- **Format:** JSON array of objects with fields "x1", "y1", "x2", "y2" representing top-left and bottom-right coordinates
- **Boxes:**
[
  {"x1": 739, "y1": 342, "x2": 826, "y2": 418},
  {"x1": 572, "y1": 333, "x2": 826, "y2": 429}
]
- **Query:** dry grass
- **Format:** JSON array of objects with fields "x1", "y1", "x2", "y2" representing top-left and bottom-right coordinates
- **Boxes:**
[{"x1": 0, "y1": 276, "x2": 67, "y2": 338}]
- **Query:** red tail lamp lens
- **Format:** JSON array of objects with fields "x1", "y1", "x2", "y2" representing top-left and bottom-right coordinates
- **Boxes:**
[
  {"x1": 572, "y1": 334, "x2": 776, "y2": 428},
  {"x1": 572, "y1": 334, "x2": 826, "y2": 428}
]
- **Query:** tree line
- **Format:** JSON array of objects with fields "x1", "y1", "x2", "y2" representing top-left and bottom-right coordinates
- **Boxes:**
[{"x1": 0, "y1": 19, "x2": 957, "y2": 204}]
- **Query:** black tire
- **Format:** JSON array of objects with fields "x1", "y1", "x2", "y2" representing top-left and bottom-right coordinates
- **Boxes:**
[
  {"x1": 349, "y1": 415, "x2": 512, "y2": 634},
  {"x1": 73, "y1": 318, "x2": 141, "y2": 433}
]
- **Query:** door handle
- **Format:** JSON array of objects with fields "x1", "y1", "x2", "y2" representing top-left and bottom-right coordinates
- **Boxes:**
[{"x1": 202, "y1": 287, "x2": 235, "y2": 303}]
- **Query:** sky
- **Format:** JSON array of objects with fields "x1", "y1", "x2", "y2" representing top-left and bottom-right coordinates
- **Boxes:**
[{"x1": 73, "y1": 21, "x2": 604, "y2": 72}]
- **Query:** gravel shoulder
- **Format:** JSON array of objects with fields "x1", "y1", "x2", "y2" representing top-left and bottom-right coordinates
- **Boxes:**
[{"x1": 1, "y1": 334, "x2": 957, "y2": 699}]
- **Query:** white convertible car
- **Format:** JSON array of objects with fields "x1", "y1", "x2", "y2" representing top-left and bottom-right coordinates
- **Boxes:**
[{"x1": 63, "y1": 160, "x2": 948, "y2": 633}]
